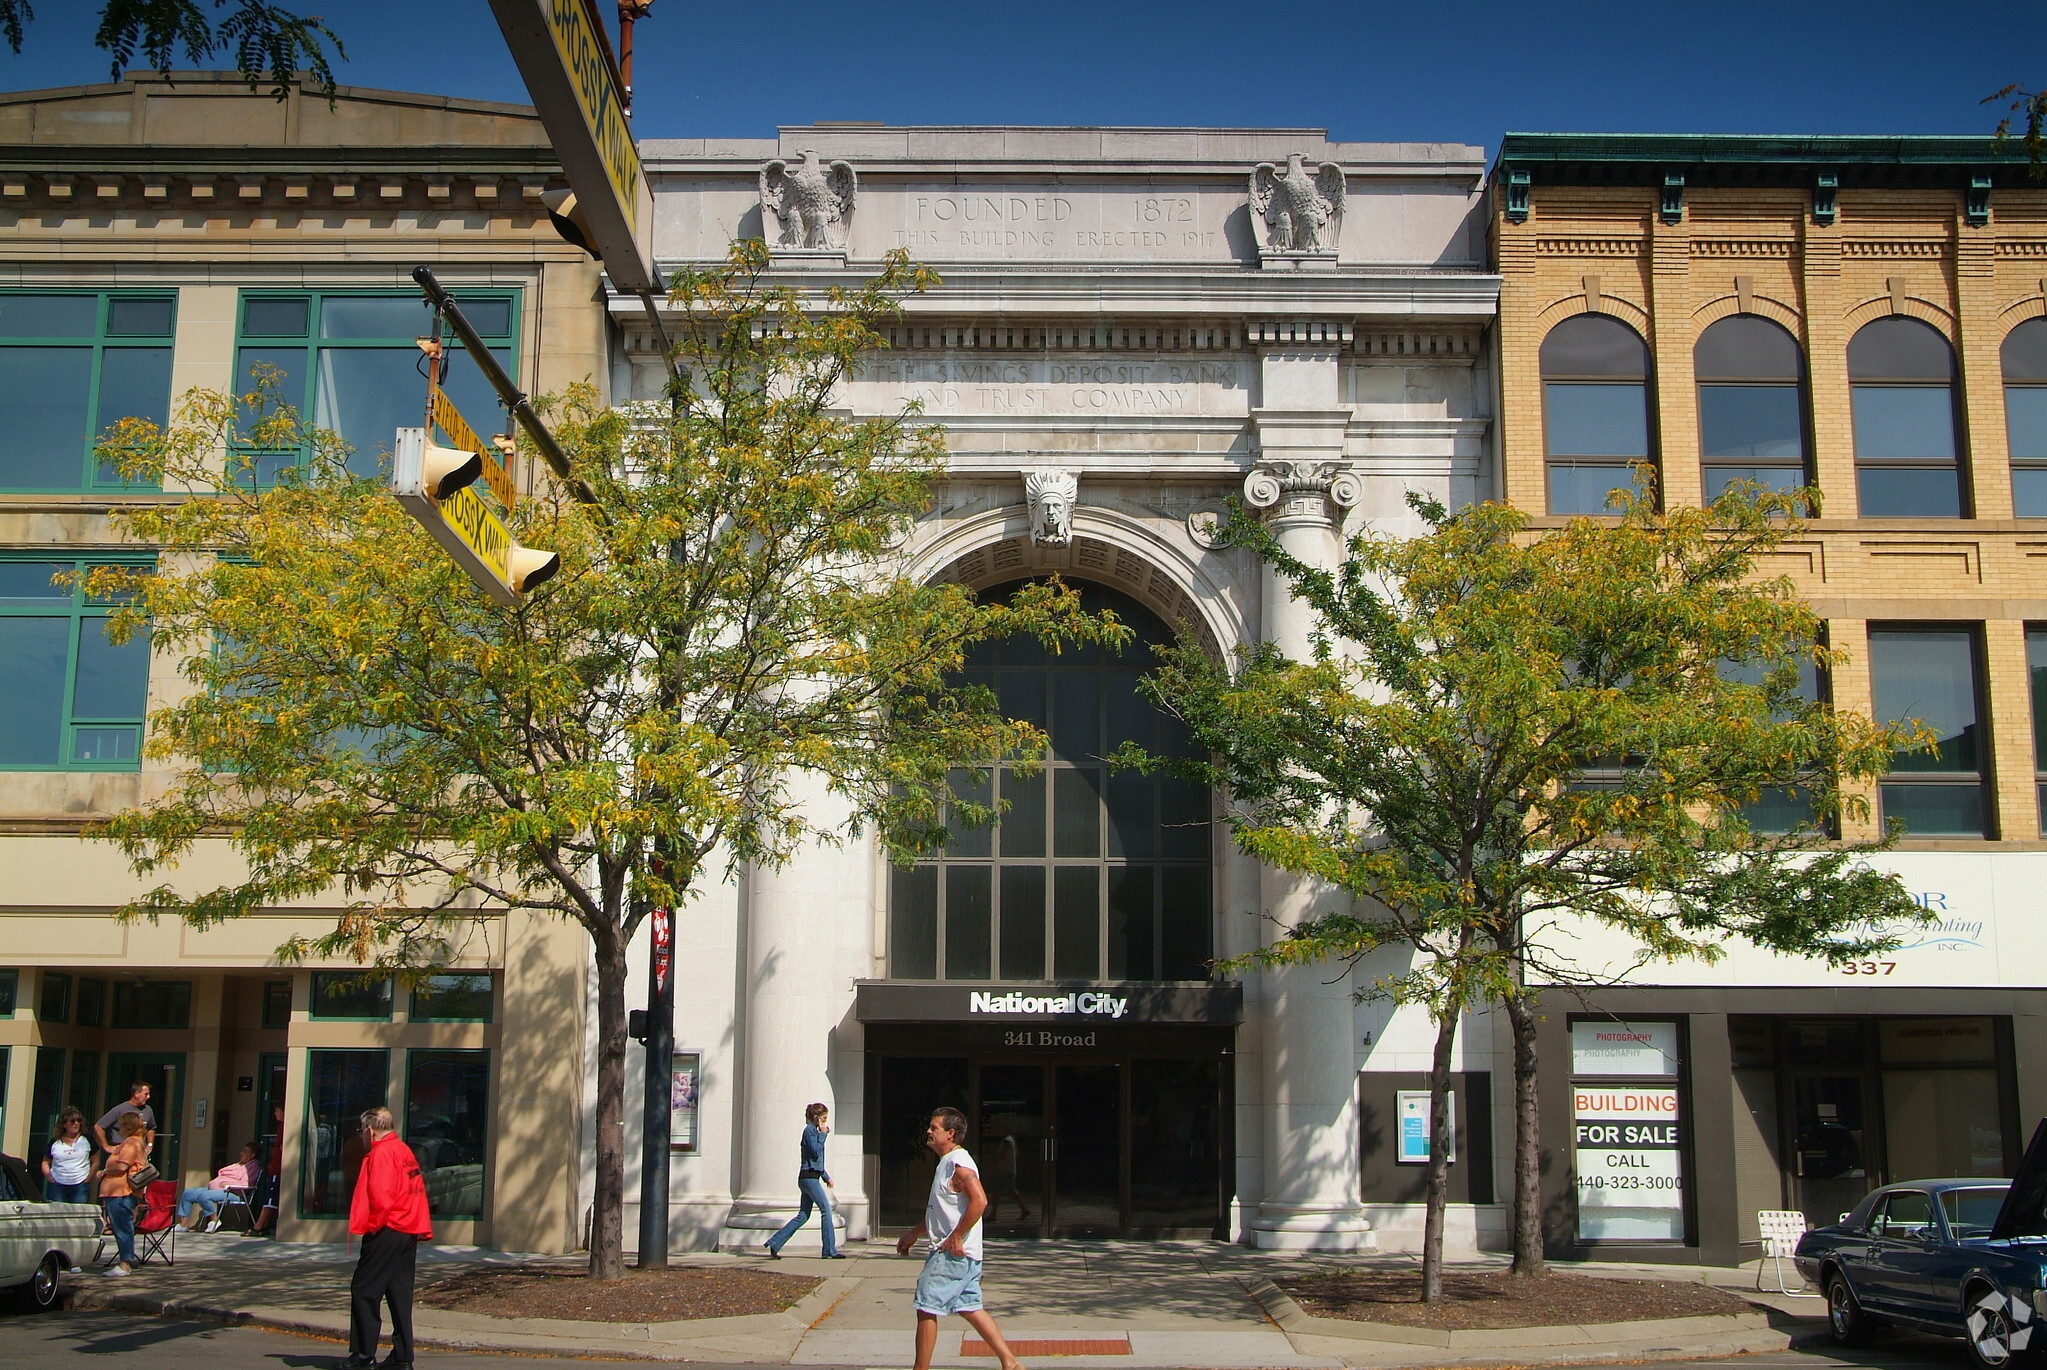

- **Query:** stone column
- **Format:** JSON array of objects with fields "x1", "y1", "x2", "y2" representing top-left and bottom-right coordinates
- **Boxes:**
[
  {"x1": 1241, "y1": 447, "x2": 1373, "y2": 1251},
  {"x1": 719, "y1": 769, "x2": 868, "y2": 1250}
]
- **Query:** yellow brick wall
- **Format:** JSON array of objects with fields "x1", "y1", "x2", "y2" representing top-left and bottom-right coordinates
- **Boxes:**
[{"x1": 1496, "y1": 181, "x2": 2047, "y2": 846}]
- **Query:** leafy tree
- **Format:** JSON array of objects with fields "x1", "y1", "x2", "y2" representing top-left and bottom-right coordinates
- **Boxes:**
[
  {"x1": 1989, "y1": 80, "x2": 2047, "y2": 174},
  {"x1": 85, "y1": 243, "x2": 1118, "y2": 1279},
  {"x1": 1129, "y1": 481, "x2": 1926, "y2": 1294},
  {"x1": 0, "y1": 0, "x2": 343, "y2": 99}
]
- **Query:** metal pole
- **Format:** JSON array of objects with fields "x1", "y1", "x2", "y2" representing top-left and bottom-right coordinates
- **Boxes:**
[
  {"x1": 638, "y1": 903, "x2": 674, "y2": 1267},
  {"x1": 412, "y1": 265, "x2": 609, "y2": 522}
]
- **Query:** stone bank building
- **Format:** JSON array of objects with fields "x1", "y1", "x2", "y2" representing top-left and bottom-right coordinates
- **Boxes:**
[{"x1": 613, "y1": 127, "x2": 1501, "y2": 1254}]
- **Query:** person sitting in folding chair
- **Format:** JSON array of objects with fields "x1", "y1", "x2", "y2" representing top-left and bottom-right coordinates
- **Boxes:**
[{"x1": 177, "y1": 1144, "x2": 259, "y2": 1232}]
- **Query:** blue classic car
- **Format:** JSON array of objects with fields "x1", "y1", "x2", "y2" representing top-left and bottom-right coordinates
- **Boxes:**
[{"x1": 1796, "y1": 1125, "x2": 2047, "y2": 1368}]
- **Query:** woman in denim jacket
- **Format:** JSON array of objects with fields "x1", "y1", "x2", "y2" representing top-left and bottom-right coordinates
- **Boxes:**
[{"x1": 765, "y1": 1102, "x2": 841, "y2": 1258}]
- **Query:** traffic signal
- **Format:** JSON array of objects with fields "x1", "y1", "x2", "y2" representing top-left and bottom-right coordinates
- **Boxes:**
[
  {"x1": 418, "y1": 441, "x2": 484, "y2": 501},
  {"x1": 540, "y1": 188, "x2": 598, "y2": 259},
  {"x1": 507, "y1": 543, "x2": 561, "y2": 594}
]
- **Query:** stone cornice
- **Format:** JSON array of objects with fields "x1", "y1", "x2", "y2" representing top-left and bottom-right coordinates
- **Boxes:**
[
  {"x1": 0, "y1": 165, "x2": 565, "y2": 212},
  {"x1": 619, "y1": 271, "x2": 1500, "y2": 323}
]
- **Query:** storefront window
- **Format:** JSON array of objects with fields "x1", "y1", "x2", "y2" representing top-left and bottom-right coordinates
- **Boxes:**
[
  {"x1": 409, "y1": 973, "x2": 493, "y2": 1022},
  {"x1": 38, "y1": 971, "x2": 69, "y2": 1023},
  {"x1": 309, "y1": 972, "x2": 392, "y2": 1020},
  {"x1": 1878, "y1": 1017, "x2": 2008, "y2": 1179},
  {"x1": 405, "y1": 1050, "x2": 488, "y2": 1219},
  {"x1": 1571, "y1": 1019, "x2": 1685, "y2": 1242},
  {"x1": 74, "y1": 977, "x2": 104, "y2": 1027},
  {"x1": 302, "y1": 1049, "x2": 388, "y2": 1216},
  {"x1": 111, "y1": 980, "x2": 188, "y2": 1029}
]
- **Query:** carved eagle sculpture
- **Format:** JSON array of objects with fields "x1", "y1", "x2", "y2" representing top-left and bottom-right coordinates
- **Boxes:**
[
  {"x1": 760, "y1": 150, "x2": 858, "y2": 250},
  {"x1": 1249, "y1": 153, "x2": 1346, "y2": 253}
]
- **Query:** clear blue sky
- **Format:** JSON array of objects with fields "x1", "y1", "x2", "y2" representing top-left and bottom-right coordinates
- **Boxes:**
[{"x1": 0, "y1": 0, "x2": 2036, "y2": 153}]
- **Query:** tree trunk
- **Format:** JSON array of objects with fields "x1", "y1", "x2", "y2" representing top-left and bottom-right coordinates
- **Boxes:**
[
  {"x1": 1503, "y1": 992, "x2": 1544, "y2": 1276},
  {"x1": 590, "y1": 927, "x2": 630, "y2": 1281},
  {"x1": 1420, "y1": 1006, "x2": 1460, "y2": 1302}
]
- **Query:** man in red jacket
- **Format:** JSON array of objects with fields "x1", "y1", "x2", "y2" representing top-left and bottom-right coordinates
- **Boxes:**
[{"x1": 345, "y1": 1106, "x2": 432, "y2": 1369}]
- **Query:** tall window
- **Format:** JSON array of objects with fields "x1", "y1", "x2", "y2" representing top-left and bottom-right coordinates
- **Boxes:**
[
  {"x1": 2028, "y1": 627, "x2": 2047, "y2": 832},
  {"x1": 0, "y1": 558, "x2": 152, "y2": 770},
  {"x1": 235, "y1": 291, "x2": 516, "y2": 480},
  {"x1": 891, "y1": 582, "x2": 1214, "y2": 983},
  {"x1": 0, "y1": 292, "x2": 174, "y2": 491},
  {"x1": 1850, "y1": 318, "x2": 1963, "y2": 517},
  {"x1": 1718, "y1": 654, "x2": 1824, "y2": 834},
  {"x1": 1696, "y1": 315, "x2": 1808, "y2": 501},
  {"x1": 1869, "y1": 627, "x2": 1989, "y2": 837},
  {"x1": 302, "y1": 1049, "x2": 388, "y2": 1216},
  {"x1": 2004, "y1": 319, "x2": 2047, "y2": 517},
  {"x1": 405, "y1": 1050, "x2": 489, "y2": 1219},
  {"x1": 1542, "y1": 314, "x2": 1653, "y2": 515}
]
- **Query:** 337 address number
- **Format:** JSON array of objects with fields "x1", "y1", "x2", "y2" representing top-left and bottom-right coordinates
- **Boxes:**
[{"x1": 1838, "y1": 961, "x2": 1897, "y2": 976}]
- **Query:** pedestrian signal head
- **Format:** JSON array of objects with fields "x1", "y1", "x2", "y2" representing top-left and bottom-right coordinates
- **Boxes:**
[
  {"x1": 540, "y1": 188, "x2": 597, "y2": 259},
  {"x1": 420, "y1": 442, "x2": 484, "y2": 502},
  {"x1": 507, "y1": 542, "x2": 561, "y2": 594}
]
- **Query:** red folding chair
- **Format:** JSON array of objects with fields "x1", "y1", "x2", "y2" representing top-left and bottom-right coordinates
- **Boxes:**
[{"x1": 133, "y1": 1181, "x2": 179, "y2": 1266}]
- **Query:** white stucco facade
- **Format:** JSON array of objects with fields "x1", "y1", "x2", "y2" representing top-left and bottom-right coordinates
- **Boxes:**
[{"x1": 595, "y1": 125, "x2": 1503, "y2": 1253}]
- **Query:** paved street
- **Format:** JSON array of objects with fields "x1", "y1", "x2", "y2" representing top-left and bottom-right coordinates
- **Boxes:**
[{"x1": 0, "y1": 1306, "x2": 1994, "y2": 1370}]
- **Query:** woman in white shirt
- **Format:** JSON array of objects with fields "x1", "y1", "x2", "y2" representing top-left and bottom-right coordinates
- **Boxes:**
[{"x1": 42, "y1": 1107, "x2": 96, "y2": 1205}]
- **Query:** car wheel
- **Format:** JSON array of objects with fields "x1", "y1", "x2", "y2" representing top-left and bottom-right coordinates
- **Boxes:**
[
  {"x1": 1967, "y1": 1285, "x2": 2036, "y2": 1368},
  {"x1": 21, "y1": 1254, "x2": 62, "y2": 1313},
  {"x1": 1828, "y1": 1272, "x2": 1873, "y2": 1346}
]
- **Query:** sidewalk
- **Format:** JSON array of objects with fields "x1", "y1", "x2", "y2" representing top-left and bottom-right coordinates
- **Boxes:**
[{"x1": 61, "y1": 1231, "x2": 1829, "y2": 1368}]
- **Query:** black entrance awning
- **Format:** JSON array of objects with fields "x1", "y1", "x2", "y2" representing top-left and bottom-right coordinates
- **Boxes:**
[{"x1": 854, "y1": 980, "x2": 1242, "y2": 1025}]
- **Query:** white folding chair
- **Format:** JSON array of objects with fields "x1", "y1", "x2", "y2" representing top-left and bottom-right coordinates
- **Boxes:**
[{"x1": 1757, "y1": 1209, "x2": 1820, "y2": 1295}]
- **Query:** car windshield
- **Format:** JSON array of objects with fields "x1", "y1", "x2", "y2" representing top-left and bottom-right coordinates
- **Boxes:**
[{"x1": 1941, "y1": 1186, "x2": 2010, "y2": 1238}]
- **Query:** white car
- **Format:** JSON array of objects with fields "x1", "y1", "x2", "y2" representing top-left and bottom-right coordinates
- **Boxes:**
[{"x1": 1, "y1": 1152, "x2": 102, "y2": 1312}]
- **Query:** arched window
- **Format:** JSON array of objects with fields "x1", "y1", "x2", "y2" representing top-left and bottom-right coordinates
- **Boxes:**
[
  {"x1": 1541, "y1": 314, "x2": 1652, "y2": 515},
  {"x1": 1695, "y1": 315, "x2": 1808, "y2": 501},
  {"x1": 889, "y1": 581, "x2": 1213, "y2": 983},
  {"x1": 2002, "y1": 318, "x2": 2047, "y2": 517},
  {"x1": 1849, "y1": 317, "x2": 1963, "y2": 517}
]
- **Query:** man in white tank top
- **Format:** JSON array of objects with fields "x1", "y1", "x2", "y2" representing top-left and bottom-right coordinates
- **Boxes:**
[{"x1": 895, "y1": 1107, "x2": 1025, "y2": 1370}]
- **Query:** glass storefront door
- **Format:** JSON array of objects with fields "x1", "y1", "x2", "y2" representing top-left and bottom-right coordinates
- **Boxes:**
[
  {"x1": 105, "y1": 1051, "x2": 184, "y2": 1181},
  {"x1": 977, "y1": 1064, "x2": 1047, "y2": 1236},
  {"x1": 1789, "y1": 1074, "x2": 1871, "y2": 1227},
  {"x1": 972, "y1": 1062, "x2": 1123, "y2": 1236}
]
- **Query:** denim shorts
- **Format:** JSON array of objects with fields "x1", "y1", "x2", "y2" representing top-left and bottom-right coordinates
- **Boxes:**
[{"x1": 913, "y1": 1249, "x2": 983, "y2": 1315}]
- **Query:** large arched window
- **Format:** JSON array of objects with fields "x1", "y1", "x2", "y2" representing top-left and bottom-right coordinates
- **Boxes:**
[
  {"x1": 889, "y1": 581, "x2": 1213, "y2": 983},
  {"x1": 1541, "y1": 314, "x2": 1652, "y2": 515},
  {"x1": 2003, "y1": 318, "x2": 2047, "y2": 517},
  {"x1": 1695, "y1": 315, "x2": 1808, "y2": 500},
  {"x1": 1849, "y1": 317, "x2": 1963, "y2": 517}
]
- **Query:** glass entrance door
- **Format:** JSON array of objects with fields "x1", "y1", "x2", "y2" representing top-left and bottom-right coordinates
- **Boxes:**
[
  {"x1": 972, "y1": 1061, "x2": 1126, "y2": 1235},
  {"x1": 977, "y1": 1065, "x2": 1047, "y2": 1237},
  {"x1": 106, "y1": 1052, "x2": 185, "y2": 1182},
  {"x1": 1053, "y1": 1065, "x2": 1121, "y2": 1234},
  {"x1": 1790, "y1": 1074, "x2": 1871, "y2": 1228}
]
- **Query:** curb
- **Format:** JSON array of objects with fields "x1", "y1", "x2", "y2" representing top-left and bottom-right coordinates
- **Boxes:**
[
  {"x1": 1244, "y1": 1276, "x2": 1786, "y2": 1351},
  {"x1": 65, "y1": 1276, "x2": 862, "y2": 1363}
]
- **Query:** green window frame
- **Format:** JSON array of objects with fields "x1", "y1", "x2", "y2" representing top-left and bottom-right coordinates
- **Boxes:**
[
  {"x1": 0, "y1": 291, "x2": 175, "y2": 493},
  {"x1": 308, "y1": 971, "x2": 392, "y2": 1021},
  {"x1": 404, "y1": 1048, "x2": 490, "y2": 1219},
  {"x1": 0, "y1": 556, "x2": 154, "y2": 771},
  {"x1": 409, "y1": 973, "x2": 493, "y2": 1023},
  {"x1": 0, "y1": 969, "x2": 16, "y2": 1017},
  {"x1": 111, "y1": 980, "x2": 190, "y2": 1029},
  {"x1": 38, "y1": 971, "x2": 70, "y2": 1024},
  {"x1": 301, "y1": 1048, "x2": 389, "y2": 1217},
  {"x1": 233, "y1": 290, "x2": 519, "y2": 481}
]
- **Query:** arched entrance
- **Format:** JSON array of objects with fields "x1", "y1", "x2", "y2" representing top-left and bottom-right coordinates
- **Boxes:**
[{"x1": 863, "y1": 579, "x2": 1235, "y2": 1238}]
